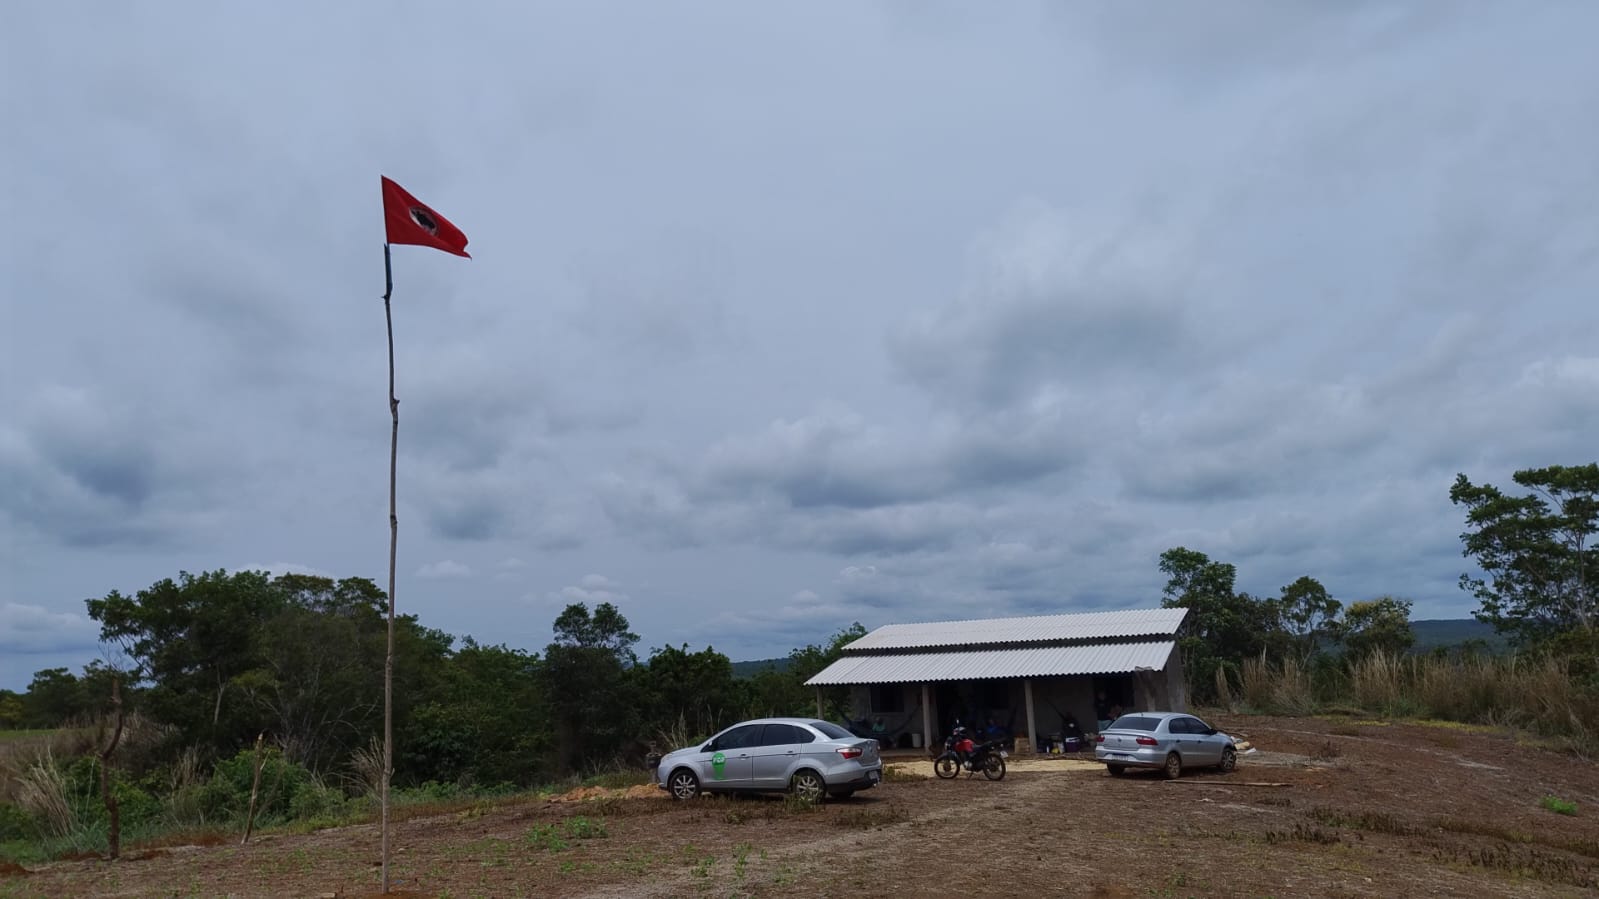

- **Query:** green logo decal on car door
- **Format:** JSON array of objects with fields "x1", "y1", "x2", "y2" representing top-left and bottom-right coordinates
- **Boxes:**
[{"x1": 711, "y1": 752, "x2": 726, "y2": 779}]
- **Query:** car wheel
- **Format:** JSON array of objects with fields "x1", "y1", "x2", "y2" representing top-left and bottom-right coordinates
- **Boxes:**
[
  {"x1": 934, "y1": 753, "x2": 960, "y2": 780},
  {"x1": 828, "y1": 789, "x2": 855, "y2": 800},
  {"x1": 981, "y1": 754, "x2": 1006, "y2": 781},
  {"x1": 1162, "y1": 752, "x2": 1182, "y2": 780},
  {"x1": 1106, "y1": 764, "x2": 1126, "y2": 777},
  {"x1": 668, "y1": 768, "x2": 700, "y2": 800},
  {"x1": 790, "y1": 769, "x2": 826, "y2": 803},
  {"x1": 1218, "y1": 747, "x2": 1237, "y2": 773}
]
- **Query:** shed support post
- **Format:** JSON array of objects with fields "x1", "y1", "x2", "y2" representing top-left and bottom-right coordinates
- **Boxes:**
[
  {"x1": 815, "y1": 687, "x2": 824, "y2": 719},
  {"x1": 1023, "y1": 678, "x2": 1038, "y2": 755},
  {"x1": 921, "y1": 683, "x2": 932, "y2": 753}
]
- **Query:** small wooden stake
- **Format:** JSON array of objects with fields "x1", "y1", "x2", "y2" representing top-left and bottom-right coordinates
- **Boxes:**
[{"x1": 242, "y1": 733, "x2": 266, "y2": 844}]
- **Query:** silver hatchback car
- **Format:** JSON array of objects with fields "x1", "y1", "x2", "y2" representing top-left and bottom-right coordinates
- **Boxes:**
[
  {"x1": 656, "y1": 717, "x2": 883, "y2": 802},
  {"x1": 1094, "y1": 711, "x2": 1238, "y2": 779}
]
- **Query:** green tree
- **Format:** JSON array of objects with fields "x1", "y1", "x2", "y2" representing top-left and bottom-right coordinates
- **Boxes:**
[
  {"x1": 21, "y1": 668, "x2": 85, "y2": 728},
  {"x1": 85, "y1": 569, "x2": 285, "y2": 744},
  {"x1": 232, "y1": 576, "x2": 394, "y2": 769},
  {"x1": 639, "y1": 644, "x2": 741, "y2": 743},
  {"x1": 1338, "y1": 597, "x2": 1415, "y2": 658},
  {"x1": 1277, "y1": 576, "x2": 1342, "y2": 660},
  {"x1": 1450, "y1": 464, "x2": 1598, "y2": 648},
  {"x1": 0, "y1": 690, "x2": 23, "y2": 729},
  {"x1": 784, "y1": 622, "x2": 867, "y2": 721},
  {"x1": 404, "y1": 639, "x2": 548, "y2": 786},
  {"x1": 1158, "y1": 548, "x2": 1282, "y2": 698},
  {"x1": 543, "y1": 602, "x2": 639, "y2": 772}
]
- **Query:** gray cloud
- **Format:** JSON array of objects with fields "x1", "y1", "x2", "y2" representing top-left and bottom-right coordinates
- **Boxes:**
[{"x1": 4, "y1": 1, "x2": 1597, "y2": 683}]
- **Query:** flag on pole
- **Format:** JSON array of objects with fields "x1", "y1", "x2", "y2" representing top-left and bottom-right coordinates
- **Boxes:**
[{"x1": 381, "y1": 176, "x2": 471, "y2": 257}]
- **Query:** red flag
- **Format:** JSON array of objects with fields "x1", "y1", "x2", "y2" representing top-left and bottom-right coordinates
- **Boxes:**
[{"x1": 381, "y1": 176, "x2": 470, "y2": 258}]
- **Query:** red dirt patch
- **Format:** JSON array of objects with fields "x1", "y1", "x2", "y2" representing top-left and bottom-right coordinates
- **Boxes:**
[
  {"x1": 0, "y1": 860, "x2": 29, "y2": 876},
  {"x1": 11, "y1": 716, "x2": 1598, "y2": 897}
]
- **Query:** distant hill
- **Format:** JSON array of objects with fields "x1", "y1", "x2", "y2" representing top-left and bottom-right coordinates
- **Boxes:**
[
  {"x1": 731, "y1": 658, "x2": 789, "y2": 678},
  {"x1": 1408, "y1": 618, "x2": 1506, "y2": 652}
]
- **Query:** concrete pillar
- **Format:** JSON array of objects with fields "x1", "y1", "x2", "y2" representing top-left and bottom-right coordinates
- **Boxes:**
[
  {"x1": 921, "y1": 683, "x2": 932, "y2": 751},
  {"x1": 1023, "y1": 678, "x2": 1038, "y2": 754}
]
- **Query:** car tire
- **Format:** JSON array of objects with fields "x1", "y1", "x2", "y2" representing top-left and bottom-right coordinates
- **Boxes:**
[
  {"x1": 790, "y1": 769, "x2": 826, "y2": 803},
  {"x1": 1162, "y1": 752, "x2": 1182, "y2": 780},
  {"x1": 1106, "y1": 764, "x2": 1126, "y2": 777},
  {"x1": 667, "y1": 768, "x2": 701, "y2": 800},
  {"x1": 1218, "y1": 747, "x2": 1237, "y2": 773}
]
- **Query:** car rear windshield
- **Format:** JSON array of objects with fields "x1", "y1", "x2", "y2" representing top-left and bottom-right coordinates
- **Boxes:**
[
  {"x1": 1109, "y1": 715, "x2": 1161, "y2": 732},
  {"x1": 811, "y1": 722, "x2": 853, "y2": 740}
]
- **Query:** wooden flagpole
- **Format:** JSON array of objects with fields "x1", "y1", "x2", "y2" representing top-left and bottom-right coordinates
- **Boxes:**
[{"x1": 381, "y1": 241, "x2": 398, "y2": 894}]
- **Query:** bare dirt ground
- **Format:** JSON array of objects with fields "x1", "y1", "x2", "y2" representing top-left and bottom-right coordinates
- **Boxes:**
[{"x1": 3, "y1": 714, "x2": 1597, "y2": 898}]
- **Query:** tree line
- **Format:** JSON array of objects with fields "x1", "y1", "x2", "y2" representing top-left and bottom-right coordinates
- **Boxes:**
[
  {"x1": 1163, "y1": 463, "x2": 1597, "y2": 701},
  {"x1": 2, "y1": 462, "x2": 1592, "y2": 780},
  {"x1": 1, "y1": 572, "x2": 865, "y2": 789}
]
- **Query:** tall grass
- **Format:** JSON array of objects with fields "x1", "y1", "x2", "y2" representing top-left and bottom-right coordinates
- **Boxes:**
[
  {"x1": 1241, "y1": 654, "x2": 1318, "y2": 716},
  {"x1": 1243, "y1": 651, "x2": 1598, "y2": 754},
  {"x1": 12, "y1": 750, "x2": 75, "y2": 838}
]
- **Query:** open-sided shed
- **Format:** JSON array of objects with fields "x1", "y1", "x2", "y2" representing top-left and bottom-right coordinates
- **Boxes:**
[{"x1": 804, "y1": 607, "x2": 1189, "y2": 752}]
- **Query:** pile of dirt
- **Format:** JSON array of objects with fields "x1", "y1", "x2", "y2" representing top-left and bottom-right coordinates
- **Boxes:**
[{"x1": 548, "y1": 783, "x2": 661, "y2": 802}]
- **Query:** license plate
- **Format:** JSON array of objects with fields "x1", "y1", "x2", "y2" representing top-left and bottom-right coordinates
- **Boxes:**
[
  {"x1": 868, "y1": 770, "x2": 880, "y2": 782},
  {"x1": 998, "y1": 751, "x2": 1008, "y2": 758}
]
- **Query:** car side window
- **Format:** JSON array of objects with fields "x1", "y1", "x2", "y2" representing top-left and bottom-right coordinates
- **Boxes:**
[
  {"x1": 759, "y1": 724, "x2": 799, "y2": 746},
  {"x1": 791, "y1": 727, "x2": 815, "y2": 744},
  {"x1": 714, "y1": 725, "x2": 759, "y2": 751},
  {"x1": 1169, "y1": 717, "x2": 1195, "y2": 735}
]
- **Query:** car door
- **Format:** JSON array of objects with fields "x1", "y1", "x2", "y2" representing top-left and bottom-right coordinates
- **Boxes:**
[
  {"x1": 1191, "y1": 716, "x2": 1228, "y2": 764},
  {"x1": 750, "y1": 723, "x2": 802, "y2": 789},
  {"x1": 701, "y1": 724, "x2": 758, "y2": 789},
  {"x1": 1174, "y1": 716, "x2": 1218, "y2": 764}
]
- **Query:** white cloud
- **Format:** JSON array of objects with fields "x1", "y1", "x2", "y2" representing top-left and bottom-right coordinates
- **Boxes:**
[
  {"x1": 416, "y1": 559, "x2": 473, "y2": 579},
  {"x1": 541, "y1": 574, "x2": 630, "y2": 608}
]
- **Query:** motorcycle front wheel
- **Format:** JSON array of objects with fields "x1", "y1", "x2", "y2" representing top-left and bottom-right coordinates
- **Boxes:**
[
  {"x1": 981, "y1": 753, "x2": 1006, "y2": 781},
  {"x1": 934, "y1": 753, "x2": 960, "y2": 779}
]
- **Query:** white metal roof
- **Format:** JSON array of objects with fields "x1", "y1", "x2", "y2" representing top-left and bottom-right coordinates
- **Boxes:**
[
  {"x1": 841, "y1": 607, "x2": 1187, "y2": 652},
  {"x1": 805, "y1": 640, "x2": 1176, "y2": 686}
]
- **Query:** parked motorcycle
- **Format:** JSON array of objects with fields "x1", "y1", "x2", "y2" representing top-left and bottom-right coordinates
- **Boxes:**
[{"x1": 933, "y1": 725, "x2": 1007, "y2": 780}]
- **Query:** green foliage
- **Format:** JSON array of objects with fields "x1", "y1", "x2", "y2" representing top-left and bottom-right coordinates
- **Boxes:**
[
  {"x1": 639, "y1": 644, "x2": 741, "y2": 745},
  {"x1": 0, "y1": 693, "x2": 24, "y2": 729},
  {"x1": 1541, "y1": 795, "x2": 1578, "y2": 816},
  {"x1": 785, "y1": 623, "x2": 867, "y2": 721},
  {"x1": 21, "y1": 669, "x2": 90, "y2": 729},
  {"x1": 1339, "y1": 597, "x2": 1415, "y2": 658},
  {"x1": 1451, "y1": 463, "x2": 1599, "y2": 649},
  {"x1": 1159, "y1": 547, "x2": 1282, "y2": 700},
  {"x1": 0, "y1": 802, "x2": 36, "y2": 842},
  {"x1": 544, "y1": 603, "x2": 641, "y2": 772},
  {"x1": 1278, "y1": 576, "x2": 1342, "y2": 660}
]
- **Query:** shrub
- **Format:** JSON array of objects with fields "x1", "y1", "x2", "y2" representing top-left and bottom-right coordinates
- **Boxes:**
[
  {"x1": 0, "y1": 801, "x2": 37, "y2": 842},
  {"x1": 1541, "y1": 795, "x2": 1578, "y2": 816}
]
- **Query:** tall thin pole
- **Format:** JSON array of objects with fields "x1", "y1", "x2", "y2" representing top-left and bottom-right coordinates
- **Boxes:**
[{"x1": 381, "y1": 242, "x2": 397, "y2": 894}]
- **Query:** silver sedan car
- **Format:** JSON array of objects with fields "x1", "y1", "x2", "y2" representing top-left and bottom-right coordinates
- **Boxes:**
[
  {"x1": 656, "y1": 717, "x2": 883, "y2": 802},
  {"x1": 1094, "y1": 711, "x2": 1238, "y2": 779}
]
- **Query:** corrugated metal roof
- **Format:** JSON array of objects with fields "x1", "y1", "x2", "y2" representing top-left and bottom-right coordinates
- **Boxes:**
[
  {"x1": 842, "y1": 607, "x2": 1187, "y2": 652},
  {"x1": 806, "y1": 640, "x2": 1175, "y2": 685}
]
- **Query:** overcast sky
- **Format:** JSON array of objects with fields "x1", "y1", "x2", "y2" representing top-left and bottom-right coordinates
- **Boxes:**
[{"x1": 2, "y1": 2, "x2": 1596, "y2": 690}]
